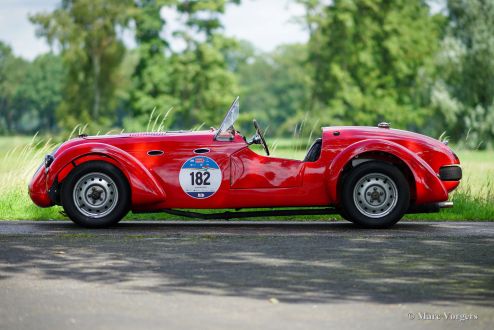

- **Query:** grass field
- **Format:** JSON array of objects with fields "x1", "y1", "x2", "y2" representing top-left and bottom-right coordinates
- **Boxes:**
[{"x1": 0, "y1": 135, "x2": 493, "y2": 221}]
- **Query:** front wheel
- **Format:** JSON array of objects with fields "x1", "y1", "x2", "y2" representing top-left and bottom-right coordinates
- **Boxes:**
[
  {"x1": 60, "y1": 161, "x2": 130, "y2": 228},
  {"x1": 340, "y1": 162, "x2": 410, "y2": 228}
]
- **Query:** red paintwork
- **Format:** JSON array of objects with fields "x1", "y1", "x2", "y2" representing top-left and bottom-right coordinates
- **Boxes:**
[
  {"x1": 28, "y1": 126, "x2": 460, "y2": 211},
  {"x1": 29, "y1": 166, "x2": 53, "y2": 207},
  {"x1": 231, "y1": 148, "x2": 304, "y2": 189}
]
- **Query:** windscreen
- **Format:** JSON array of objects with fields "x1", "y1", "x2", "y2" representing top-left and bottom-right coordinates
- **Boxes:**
[{"x1": 215, "y1": 97, "x2": 239, "y2": 139}]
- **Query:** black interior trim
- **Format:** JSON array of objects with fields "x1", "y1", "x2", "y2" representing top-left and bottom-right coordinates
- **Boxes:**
[{"x1": 304, "y1": 138, "x2": 322, "y2": 162}]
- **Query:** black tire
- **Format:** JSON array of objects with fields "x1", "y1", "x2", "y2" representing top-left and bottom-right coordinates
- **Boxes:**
[
  {"x1": 337, "y1": 172, "x2": 354, "y2": 222},
  {"x1": 340, "y1": 161, "x2": 410, "y2": 228},
  {"x1": 60, "y1": 161, "x2": 130, "y2": 228},
  {"x1": 338, "y1": 207, "x2": 354, "y2": 223}
]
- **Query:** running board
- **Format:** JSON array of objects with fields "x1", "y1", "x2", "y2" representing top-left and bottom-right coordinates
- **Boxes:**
[{"x1": 137, "y1": 208, "x2": 339, "y2": 220}]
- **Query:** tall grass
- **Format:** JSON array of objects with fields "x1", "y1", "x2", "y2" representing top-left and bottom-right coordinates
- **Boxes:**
[
  {"x1": 0, "y1": 135, "x2": 63, "y2": 219},
  {"x1": 0, "y1": 109, "x2": 177, "y2": 220},
  {"x1": 0, "y1": 131, "x2": 493, "y2": 221}
]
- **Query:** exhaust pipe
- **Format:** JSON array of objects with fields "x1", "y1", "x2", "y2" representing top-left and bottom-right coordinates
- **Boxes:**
[{"x1": 438, "y1": 201, "x2": 453, "y2": 208}]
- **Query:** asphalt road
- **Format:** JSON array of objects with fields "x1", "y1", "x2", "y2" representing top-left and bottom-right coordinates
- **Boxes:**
[{"x1": 0, "y1": 221, "x2": 493, "y2": 330}]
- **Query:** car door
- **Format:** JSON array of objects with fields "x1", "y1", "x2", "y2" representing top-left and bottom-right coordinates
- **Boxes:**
[{"x1": 230, "y1": 147, "x2": 305, "y2": 189}]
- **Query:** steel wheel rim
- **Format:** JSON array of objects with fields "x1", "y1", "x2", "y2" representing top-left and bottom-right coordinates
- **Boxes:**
[
  {"x1": 353, "y1": 173, "x2": 398, "y2": 218},
  {"x1": 73, "y1": 172, "x2": 118, "y2": 218}
]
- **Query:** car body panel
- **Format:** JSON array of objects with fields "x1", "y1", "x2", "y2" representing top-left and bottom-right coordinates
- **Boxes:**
[
  {"x1": 230, "y1": 148, "x2": 305, "y2": 189},
  {"x1": 29, "y1": 125, "x2": 460, "y2": 212},
  {"x1": 29, "y1": 166, "x2": 54, "y2": 207},
  {"x1": 326, "y1": 139, "x2": 448, "y2": 204},
  {"x1": 321, "y1": 127, "x2": 460, "y2": 199},
  {"x1": 45, "y1": 142, "x2": 166, "y2": 206}
]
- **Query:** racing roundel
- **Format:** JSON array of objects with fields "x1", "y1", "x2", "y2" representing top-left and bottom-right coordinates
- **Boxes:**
[{"x1": 179, "y1": 156, "x2": 222, "y2": 199}]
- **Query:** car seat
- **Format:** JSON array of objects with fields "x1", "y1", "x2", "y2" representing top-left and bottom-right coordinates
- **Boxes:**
[{"x1": 303, "y1": 138, "x2": 322, "y2": 162}]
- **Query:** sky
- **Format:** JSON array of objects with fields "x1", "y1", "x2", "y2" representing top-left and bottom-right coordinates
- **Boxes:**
[{"x1": 0, "y1": 0, "x2": 309, "y2": 60}]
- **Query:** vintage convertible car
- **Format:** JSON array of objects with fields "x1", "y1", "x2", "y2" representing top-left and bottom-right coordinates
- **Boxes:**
[{"x1": 29, "y1": 97, "x2": 461, "y2": 228}]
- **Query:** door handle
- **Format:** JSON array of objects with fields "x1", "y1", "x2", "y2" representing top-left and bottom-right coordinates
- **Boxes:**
[
  {"x1": 194, "y1": 148, "x2": 210, "y2": 154},
  {"x1": 147, "y1": 150, "x2": 164, "y2": 156}
]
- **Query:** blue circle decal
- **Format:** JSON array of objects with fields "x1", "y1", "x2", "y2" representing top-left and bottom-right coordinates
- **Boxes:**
[{"x1": 179, "y1": 156, "x2": 222, "y2": 199}]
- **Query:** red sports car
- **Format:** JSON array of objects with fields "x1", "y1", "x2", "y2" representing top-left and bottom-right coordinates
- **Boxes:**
[{"x1": 29, "y1": 97, "x2": 461, "y2": 228}]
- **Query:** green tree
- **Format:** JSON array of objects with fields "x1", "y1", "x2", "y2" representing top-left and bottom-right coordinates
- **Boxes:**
[
  {"x1": 0, "y1": 42, "x2": 28, "y2": 133},
  {"x1": 168, "y1": 0, "x2": 241, "y2": 128},
  {"x1": 233, "y1": 42, "x2": 313, "y2": 136},
  {"x1": 15, "y1": 53, "x2": 64, "y2": 133},
  {"x1": 432, "y1": 0, "x2": 494, "y2": 148},
  {"x1": 30, "y1": 0, "x2": 133, "y2": 130},
  {"x1": 127, "y1": 0, "x2": 177, "y2": 130},
  {"x1": 307, "y1": 0, "x2": 441, "y2": 128},
  {"x1": 127, "y1": 0, "x2": 241, "y2": 131}
]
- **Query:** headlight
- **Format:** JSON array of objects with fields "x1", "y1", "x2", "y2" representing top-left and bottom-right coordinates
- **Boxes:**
[
  {"x1": 44, "y1": 154, "x2": 54, "y2": 168},
  {"x1": 44, "y1": 145, "x2": 61, "y2": 168}
]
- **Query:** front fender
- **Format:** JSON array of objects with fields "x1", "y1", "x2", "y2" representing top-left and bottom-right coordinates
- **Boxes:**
[
  {"x1": 326, "y1": 139, "x2": 448, "y2": 205},
  {"x1": 47, "y1": 142, "x2": 166, "y2": 206}
]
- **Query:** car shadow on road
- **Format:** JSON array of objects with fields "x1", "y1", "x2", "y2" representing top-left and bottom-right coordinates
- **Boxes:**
[{"x1": 0, "y1": 222, "x2": 493, "y2": 306}]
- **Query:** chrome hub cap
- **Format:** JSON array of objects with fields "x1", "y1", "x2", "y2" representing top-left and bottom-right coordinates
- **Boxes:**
[
  {"x1": 73, "y1": 172, "x2": 118, "y2": 218},
  {"x1": 353, "y1": 173, "x2": 398, "y2": 218}
]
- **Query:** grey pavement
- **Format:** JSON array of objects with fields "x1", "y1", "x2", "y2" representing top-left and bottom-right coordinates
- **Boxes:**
[{"x1": 0, "y1": 221, "x2": 493, "y2": 330}]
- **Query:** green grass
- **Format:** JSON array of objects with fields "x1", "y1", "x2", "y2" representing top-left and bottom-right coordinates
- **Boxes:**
[{"x1": 0, "y1": 135, "x2": 492, "y2": 221}]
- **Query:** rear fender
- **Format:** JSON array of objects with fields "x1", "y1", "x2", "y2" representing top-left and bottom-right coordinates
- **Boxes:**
[
  {"x1": 47, "y1": 142, "x2": 166, "y2": 206},
  {"x1": 327, "y1": 139, "x2": 447, "y2": 205}
]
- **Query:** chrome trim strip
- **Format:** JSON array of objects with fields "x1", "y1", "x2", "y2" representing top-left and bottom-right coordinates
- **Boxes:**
[{"x1": 441, "y1": 164, "x2": 462, "y2": 169}]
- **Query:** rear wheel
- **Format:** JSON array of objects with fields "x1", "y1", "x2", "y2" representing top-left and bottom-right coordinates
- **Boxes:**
[
  {"x1": 61, "y1": 161, "x2": 130, "y2": 228},
  {"x1": 340, "y1": 161, "x2": 410, "y2": 228}
]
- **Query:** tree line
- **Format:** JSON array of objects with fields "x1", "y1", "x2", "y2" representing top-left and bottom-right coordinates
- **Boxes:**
[{"x1": 0, "y1": 0, "x2": 493, "y2": 149}]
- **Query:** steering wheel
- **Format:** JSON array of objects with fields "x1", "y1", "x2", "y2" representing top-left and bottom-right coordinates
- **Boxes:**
[{"x1": 253, "y1": 119, "x2": 270, "y2": 156}]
